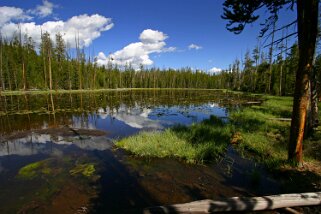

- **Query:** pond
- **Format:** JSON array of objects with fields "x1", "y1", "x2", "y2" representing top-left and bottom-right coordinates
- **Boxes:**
[{"x1": 0, "y1": 90, "x2": 279, "y2": 213}]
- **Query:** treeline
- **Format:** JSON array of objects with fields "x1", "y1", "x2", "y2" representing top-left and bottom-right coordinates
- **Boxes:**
[
  {"x1": 214, "y1": 43, "x2": 321, "y2": 97},
  {"x1": 0, "y1": 32, "x2": 219, "y2": 91},
  {"x1": 1, "y1": 32, "x2": 320, "y2": 95},
  {"x1": 215, "y1": 44, "x2": 298, "y2": 95}
]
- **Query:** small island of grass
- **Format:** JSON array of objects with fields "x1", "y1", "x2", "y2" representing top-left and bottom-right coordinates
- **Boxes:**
[{"x1": 117, "y1": 116, "x2": 230, "y2": 164}]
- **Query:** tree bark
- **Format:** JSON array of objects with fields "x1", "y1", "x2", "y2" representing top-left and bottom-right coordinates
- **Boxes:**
[
  {"x1": 267, "y1": 19, "x2": 276, "y2": 94},
  {"x1": 288, "y1": 0, "x2": 319, "y2": 165},
  {"x1": 309, "y1": 66, "x2": 319, "y2": 130},
  {"x1": 0, "y1": 35, "x2": 4, "y2": 90},
  {"x1": 22, "y1": 61, "x2": 26, "y2": 90},
  {"x1": 48, "y1": 49, "x2": 52, "y2": 90}
]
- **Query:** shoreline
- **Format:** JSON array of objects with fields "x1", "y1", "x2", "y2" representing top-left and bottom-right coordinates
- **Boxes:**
[{"x1": 0, "y1": 88, "x2": 227, "y2": 96}]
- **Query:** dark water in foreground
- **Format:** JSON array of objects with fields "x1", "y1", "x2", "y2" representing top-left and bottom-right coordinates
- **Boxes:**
[{"x1": 0, "y1": 90, "x2": 279, "y2": 213}]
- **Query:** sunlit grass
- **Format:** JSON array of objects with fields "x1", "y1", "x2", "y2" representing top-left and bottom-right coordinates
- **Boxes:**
[
  {"x1": 228, "y1": 96, "x2": 292, "y2": 168},
  {"x1": 117, "y1": 116, "x2": 230, "y2": 164},
  {"x1": 117, "y1": 94, "x2": 321, "y2": 169}
]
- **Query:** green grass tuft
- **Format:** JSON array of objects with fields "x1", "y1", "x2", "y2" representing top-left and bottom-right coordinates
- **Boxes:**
[{"x1": 117, "y1": 116, "x2": 230, "y2": 164}]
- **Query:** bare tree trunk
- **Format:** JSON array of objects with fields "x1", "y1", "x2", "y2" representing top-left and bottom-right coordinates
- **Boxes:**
[
  {"x1": 41, "y1": 30, "x2": 47, "y2": 89},
  {"x1": 279, "y1": 64, "x2": 283, "y2": 95},
  {"x1": 13, "y1": 67, "x2": 18, "y2": 90},
  {"x1": 48, "y1": 48, "x2": 53, "y2": 90},
  {"x1": 22, "y1": 61, "x2": 26, "y2": 90},
  {"x1": 279, "y1": 30, "x2": 285, "y2": 96},
  {"x1": 19, "y1": 26, "x2": 26, "y2": 91},
  {"x1": 43, "y1": 53, "x2": 47, "y2": 88},
  {"x1": 0, "y1": 34, "x2": 4, "y2": 90},
  {"x1": 75, "y1": 35, "x2": 82, "y2": 90},
  {"x1": 67, "y1": 50, "x2": 72, "y2": 90},
  {"x1": 93, "y1": 65, "x2": 97, "y2": 89},
  {"x1": 267, "y1": 18, "x2": 276, "y2": 94},
  {"x1": 288, "y1": 0, "x2": 319, "y2": 165},
  {"x1": 119, "y1": 70, "x2": 122, "y2": 88},
  {"x1": 6, "y1": 58, "x2": 11, "y2": 91}
]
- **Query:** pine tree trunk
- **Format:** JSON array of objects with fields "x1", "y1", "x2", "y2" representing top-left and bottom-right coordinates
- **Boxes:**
[
  {"x1": 48, "y1": 50, "x2": 52, "y2": 90},
  {"x1": 43, "y1": 52, "x2": 47, "y2": 89},
  {"x1": 0, "y1": 36, "x2": 4, "y2": 90},
  {"x1": 288, "y1": 0, "x2": 319, "y2": 165},
  {"x1": 78, "y1": 61, "x2": 82, "y2": 90},
  {"x1": 309, "y1": 66, "x2": 319, "y2": 130},
  {"x1": 279, "y1": 64, "x2": 283, "y2": 96},
  {"x1": 93, "y1": 66, "x2": 97, "y2": 89},
  {"x1": 267, "y1": 20, "x2": 276, "y2": 94},
  {"x1": 22, "y1": 61, "x2": 26, "y2": 90}
]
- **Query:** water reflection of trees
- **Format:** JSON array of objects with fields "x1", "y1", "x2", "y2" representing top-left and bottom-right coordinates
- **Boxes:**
[{"x1": 0, "y1": 90, "x2": 260, "y2": 134}]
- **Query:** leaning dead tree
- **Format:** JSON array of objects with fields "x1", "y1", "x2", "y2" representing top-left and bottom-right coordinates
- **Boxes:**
[{"x1": 221, "y1": 0, "x2": 319, "y2": 165}]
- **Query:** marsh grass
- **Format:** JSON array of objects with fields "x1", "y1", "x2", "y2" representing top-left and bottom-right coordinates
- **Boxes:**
[
  {"x1": 117, "y1": 115, "x2": 230, "y2": 164},
  {"x1": 117, "y1": 94, "x2": 321, "y2": 170},
  {"x1": 228, "y1": 96, "x2": 293, "y2": 168}
]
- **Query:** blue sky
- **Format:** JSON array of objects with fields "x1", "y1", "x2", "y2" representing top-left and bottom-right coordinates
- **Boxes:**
[{"x1": 0, "y1": 0, "x2": 297, "y2": 72}]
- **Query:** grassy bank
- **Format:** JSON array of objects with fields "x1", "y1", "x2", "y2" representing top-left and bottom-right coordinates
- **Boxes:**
[
  {"x1": 117, "y1": 94, "x2": 321, "y2": 170},
  {"x1": 229, "y1": 96, "x2": 293, "y2": 168}
]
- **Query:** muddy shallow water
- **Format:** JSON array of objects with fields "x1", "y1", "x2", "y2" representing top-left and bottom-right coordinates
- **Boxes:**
[{"x1": 0, "y1": 90, "x2": 279, "y2": 213}]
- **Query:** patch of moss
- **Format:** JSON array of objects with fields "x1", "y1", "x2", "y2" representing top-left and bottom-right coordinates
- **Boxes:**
[
  {"x1": 18, "y1": 159, "x2": 57, "y2": 179},
  {"x1": 18, "y1": 161, "x2": 44, "y2": 179},
  {"x1": 69, "y1": 163, "x2": 95, "y2": 177},
  {"x1": 41, "y1": 168, "x2": 52, "y2": 175}
]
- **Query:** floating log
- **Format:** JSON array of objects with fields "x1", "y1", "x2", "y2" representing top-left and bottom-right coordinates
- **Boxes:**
[
  {"x1": 144, "y1": 192, "x2": 321, "y2": 213},
  {"x1": 246, "y1": 101, "x2": 262, "y2": 104},
  {"x1": 269, "y1": 118, "x2": 292, "y2": 121}
]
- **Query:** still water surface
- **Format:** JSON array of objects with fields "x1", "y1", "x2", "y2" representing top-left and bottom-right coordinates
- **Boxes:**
[{"x1": 0, "y1": 90, "x2": 278, "y2": 213}]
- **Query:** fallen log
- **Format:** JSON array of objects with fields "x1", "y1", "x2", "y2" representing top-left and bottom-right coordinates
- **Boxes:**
[
  {"x1": 246, "y1": 101, "x2": 262, "y2": 104},
  {"x1": 269, "y1": 118, "x2": 292, "y2": 121},
  {"x1": 144, "y1": 192, "x2": 321, "y2": 213}
]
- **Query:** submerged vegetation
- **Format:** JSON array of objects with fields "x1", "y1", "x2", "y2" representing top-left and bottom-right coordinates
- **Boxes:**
[
  {"x1": 70, "y1": 163, "x2": 96, "y2": 177},
  {"x1": 9, "y1": 156, "x2": 100, "y2": 213},
  {"x1": 18, "y1": 160, "x2": 51, "y2": 179}
]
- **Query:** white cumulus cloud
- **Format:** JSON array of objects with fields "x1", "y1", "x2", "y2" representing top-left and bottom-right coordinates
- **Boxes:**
[
  {"x1": 1, "y1": 14, "x2": 114, "y2": 48},
  {"x1": 139, "y1": 29, "x2": 168, "y2": 43},
  {"x1": 29, "y1": 0, "x2": 57, "y2": 18},
  {"x1": 208, "y1": 67, "x2": 222, "y2": 74},
  {"x1": 0, "y1": 6, "x2": 32, "y2": 25},
  {"x1": 96, "y1": 29, "x2": 175, "y2": 69},
  {"x1": 188, "y1": 43, "x2": 202, "y2": 50}
]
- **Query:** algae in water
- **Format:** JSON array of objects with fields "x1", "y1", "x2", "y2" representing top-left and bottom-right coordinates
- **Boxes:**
[{"x1": 69, "y1": 163, "x2": 95, "y2": 177}]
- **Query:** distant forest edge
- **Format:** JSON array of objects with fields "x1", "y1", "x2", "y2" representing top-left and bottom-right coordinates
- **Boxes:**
[{"x1": 0, "y1": 32, "x2": 321, "y2": 96}]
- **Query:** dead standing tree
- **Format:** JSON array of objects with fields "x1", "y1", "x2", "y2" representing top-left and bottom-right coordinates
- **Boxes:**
[{"x1": 221, "y1": 0, "x2": 319, "y2": 165}]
